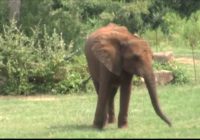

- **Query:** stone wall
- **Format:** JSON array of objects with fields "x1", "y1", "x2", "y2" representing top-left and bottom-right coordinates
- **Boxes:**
[{"x1": 153, "y1": 51, "x2": 174, "y2": 85}]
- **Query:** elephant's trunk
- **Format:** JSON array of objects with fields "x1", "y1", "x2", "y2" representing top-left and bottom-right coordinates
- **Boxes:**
[{"x1": 144, "y1": 72, "x2": 172, "y2": 127}]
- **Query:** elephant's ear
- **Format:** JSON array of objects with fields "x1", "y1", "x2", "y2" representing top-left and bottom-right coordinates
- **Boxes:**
[{"x1": 92, "y1": 44, "x2": 121, "y2": 76}]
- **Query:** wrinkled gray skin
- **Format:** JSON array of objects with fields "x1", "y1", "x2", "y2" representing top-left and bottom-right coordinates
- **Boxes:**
[{"x1": 84, "y1": 23, "x2": 172, "y2": 129}]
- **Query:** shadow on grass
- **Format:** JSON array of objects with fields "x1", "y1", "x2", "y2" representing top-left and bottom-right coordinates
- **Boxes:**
[
  {"x1": 49, "y1": 124, "x2": 98, "y2": 132},
  {"x1": 49, "y1": 123, "x2": 114, "y2": 132}
]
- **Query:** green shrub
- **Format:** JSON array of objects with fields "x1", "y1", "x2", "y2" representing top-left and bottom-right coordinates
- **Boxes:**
[
  {"x1": 0, "y1": 21, "x2": 88, "y2": 95},
  {"x1": 52, "y1": 55, "x2": 90, "y2": 94},
  {"x1": 153, "y1": 62, "x2": 189, "y2": 85}
]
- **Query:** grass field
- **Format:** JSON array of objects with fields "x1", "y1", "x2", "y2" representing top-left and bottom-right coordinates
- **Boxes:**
[{"x1": 0, "y1": 83, "x2": 199, "y2": 138}]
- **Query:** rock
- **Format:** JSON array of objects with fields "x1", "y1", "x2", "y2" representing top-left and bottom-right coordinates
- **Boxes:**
[
  {"x1": 154, "y1": 70, "x2": 174, "y2": 85},
  {"x1": 153, "y1": 51, "x2": 174, "y2": 63},
  {"x1": 139, "y1": 70, "x2": 174, "y2": 85}
]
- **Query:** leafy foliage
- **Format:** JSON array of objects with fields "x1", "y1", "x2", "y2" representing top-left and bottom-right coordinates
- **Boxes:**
[
  {"x1": 164, "y1": 0, "x2": 200, "y2": 18},
  {"x1": 0, "y1": 21, "x2": 88, "y2": 95}
]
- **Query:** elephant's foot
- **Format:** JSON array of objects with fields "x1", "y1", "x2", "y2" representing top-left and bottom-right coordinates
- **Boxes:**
[
  {"x1": 108, "y1": 115, "x2": 116, "y2": 123},
  {"x1": 93, "y1": 120, "x2": 107, "y2": 129},
  {"x1": 118, "y1": 121, "x2": 128, "y2": 128},
  {"x1": 93, "y1": 115, "x2": 108, "y2": 129},
  {"x1": 118, "y1": 115, "x2": 128, "y2": 128}
]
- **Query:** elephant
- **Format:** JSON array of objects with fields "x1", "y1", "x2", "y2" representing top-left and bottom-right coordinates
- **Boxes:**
[{"x1": 84, "y1": 23, "x2": 172, "y2": 129}]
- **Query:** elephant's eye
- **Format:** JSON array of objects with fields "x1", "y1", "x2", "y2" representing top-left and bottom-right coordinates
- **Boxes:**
[{"x1": 132, "y1": 54, "x2": 140, "y2": 60}]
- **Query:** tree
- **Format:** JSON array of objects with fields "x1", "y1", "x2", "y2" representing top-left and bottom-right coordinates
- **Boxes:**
[
  {"x1": 142, "y1": 0, "x2": 200, "y2": 33},
  {"x1": 183, "y1": 15, "x2": 200, "y2": 83},
  {"x1": 164, "y1": 0, "x2": 200, "y2": 18},
  {"x1": 8, "y1": 0, "x2": 21, "y2": 22}
]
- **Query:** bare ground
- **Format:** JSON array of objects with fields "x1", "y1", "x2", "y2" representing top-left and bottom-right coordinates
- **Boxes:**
[{"x1": 175, "y1": 57, "x2": 200, "y2": 65}]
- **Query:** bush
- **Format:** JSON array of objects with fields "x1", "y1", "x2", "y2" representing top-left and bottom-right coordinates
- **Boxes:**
[
  {"x1": 52, "y1": 54, "x2": 90, "y2": 94},
  {"x1": 0, "y1": 21, "x2": 88, "y2": 95}
]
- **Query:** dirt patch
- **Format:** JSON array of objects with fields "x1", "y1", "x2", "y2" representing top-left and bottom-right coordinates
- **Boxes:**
[
  {"x1": 0, "y1": 95, "x2": 58, "y2": 101},
  {"x1": 175, "y1": 57, "x2": 200, "y2": 65}
]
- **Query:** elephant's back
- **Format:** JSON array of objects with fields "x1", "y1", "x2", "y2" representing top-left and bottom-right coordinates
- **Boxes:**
[
  {"x1": 90, "y1": 23, "x2": 129, "y2": 37},
  {"x1": 86, "y1": 23, "x2": 133, "y2": 48}
]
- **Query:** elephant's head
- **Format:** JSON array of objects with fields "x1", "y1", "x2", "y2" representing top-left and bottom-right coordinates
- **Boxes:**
[
  {"x1": 92, "y1": 34, "x2": 154, "y2": 77},
  {"x1": 120, "y1": 38, "x2": 153, "y2": 77},
  {"x1": 91, "y1": 30, "x2": 172, "y2": 126}
]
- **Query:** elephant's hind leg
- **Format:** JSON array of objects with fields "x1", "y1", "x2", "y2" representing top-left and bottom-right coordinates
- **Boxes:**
[
  {"x1": 93, "y1": 80, "x2": 99, "y2": 95},
  {"x1": 93, "y1": 77, "x2": 112, "y2": 129}
]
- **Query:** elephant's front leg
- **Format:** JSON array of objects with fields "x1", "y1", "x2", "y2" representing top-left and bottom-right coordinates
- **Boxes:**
[
  {"x1": 93, "y1": 79, "x2": 111, "y2": 129},
  {"x1": 118, "y1": 73, "x2": 133, "y2": 128},
  {"x1": 108, "y1": 87, "x2": 118, "y2": 123}
]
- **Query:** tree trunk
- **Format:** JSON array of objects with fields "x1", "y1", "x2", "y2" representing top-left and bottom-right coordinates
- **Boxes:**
[{"x1": 8, "y1": 0, "x2": 21, "y2": 22}]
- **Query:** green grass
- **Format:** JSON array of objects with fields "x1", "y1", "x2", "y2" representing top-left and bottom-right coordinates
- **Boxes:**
[{"x1": 0, "y1": 83, "x2": 200, "y2": 138}]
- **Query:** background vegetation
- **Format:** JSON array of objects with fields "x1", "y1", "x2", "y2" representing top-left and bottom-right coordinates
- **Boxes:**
[{"x1": 0, "y1": 0, "x2": 200, "y2": 95}]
